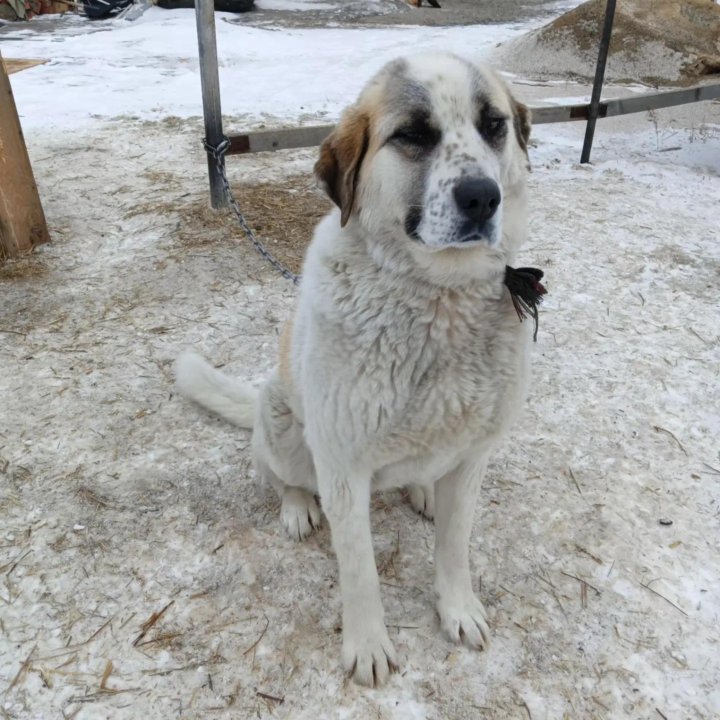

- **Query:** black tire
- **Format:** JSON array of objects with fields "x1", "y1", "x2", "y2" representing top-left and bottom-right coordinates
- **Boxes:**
[
  {"x1": 156, "y1": 0, "x2": 254, "y2": 11},
  {"x1": 82, "y1": 0, "x2": 132, "y2": 19}
]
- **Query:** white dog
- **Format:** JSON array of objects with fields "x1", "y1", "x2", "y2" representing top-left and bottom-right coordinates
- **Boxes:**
[{"x1": 176, "y1": 52, "x2": 538, "y2": 687}]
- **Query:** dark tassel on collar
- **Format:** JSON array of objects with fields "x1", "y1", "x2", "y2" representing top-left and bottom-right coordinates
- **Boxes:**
[{"x1": 504, "y1": 266, "x2": 547, "y2": 342}]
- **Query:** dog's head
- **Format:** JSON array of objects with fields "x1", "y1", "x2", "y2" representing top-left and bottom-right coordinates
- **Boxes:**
[{"x1": 315, "y1": 53, "x2": 531, "y2": 280}]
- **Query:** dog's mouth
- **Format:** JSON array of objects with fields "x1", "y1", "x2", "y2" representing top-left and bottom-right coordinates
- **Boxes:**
[
  {"x1": 411, "y1": 225, "x2": 500, "y2": 250},
  {"x1": 404, "y1": 207, "x2": 423, "y2": 241},
  {"x1": 452, "y1": 231, "x2": 498, "y2": 247},
  {"x1": 449, "y1": 218, "x2": 500, "y2": 246}
]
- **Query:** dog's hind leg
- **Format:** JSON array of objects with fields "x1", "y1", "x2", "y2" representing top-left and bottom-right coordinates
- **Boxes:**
[
  {"x1": 407, "y1": 483, "x2": 435, "y2": 520},
  {"x1": 281, "y1": 485, "x2": 321, "y2": 541},
  {"x1": 253, "y1": 371, "x2": 320, "y2": 540},
  {"x1": 255, "y1": 454, "x2": 320, "y2": 540}
]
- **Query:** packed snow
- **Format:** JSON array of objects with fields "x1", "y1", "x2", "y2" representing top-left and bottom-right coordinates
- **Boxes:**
[{"x1": 6, "y1": 8, "x2": 522, "y2": 131}]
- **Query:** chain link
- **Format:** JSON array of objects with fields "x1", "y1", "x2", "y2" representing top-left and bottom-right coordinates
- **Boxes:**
[{"x1": 203, "y1": 137, "x2": 301, "y2": 285}]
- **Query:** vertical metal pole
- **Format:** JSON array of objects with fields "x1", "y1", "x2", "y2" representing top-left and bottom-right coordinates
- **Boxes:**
[
  {"x1": 195, "y1": 0, "x2": 228, "y2": 208},
  {"x1": 580, "y1": 0, "x2": 616, "y2": 164}
]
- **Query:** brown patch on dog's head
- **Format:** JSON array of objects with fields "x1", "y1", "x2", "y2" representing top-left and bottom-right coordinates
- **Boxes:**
[
  {"x1": 512, "y1": 99, "x2": 532, "y2": 158},
  {"x1": 314, "y1": 107, "x2": 370, "y2": 227}
]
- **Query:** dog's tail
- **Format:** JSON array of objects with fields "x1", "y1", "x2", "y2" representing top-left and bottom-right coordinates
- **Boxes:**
[{"x1": 174, "y1": 351, "x2": 256, "y2": 429}]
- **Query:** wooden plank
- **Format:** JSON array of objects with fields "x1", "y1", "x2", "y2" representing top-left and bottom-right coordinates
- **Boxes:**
[
  {"x1": 0, "y1": 50, "x2": 51, "y2": 261},
  {"x1": 4, "y1": 59, "x2": 49, "y2": 76},
  {"x1": 225, "y1": 84, "x2": 720, "y2": 155}
]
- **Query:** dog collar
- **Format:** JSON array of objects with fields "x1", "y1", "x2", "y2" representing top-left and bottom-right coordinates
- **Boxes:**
[{"x1": 504, "y1": 266, "x2": 547, "y2": 342}]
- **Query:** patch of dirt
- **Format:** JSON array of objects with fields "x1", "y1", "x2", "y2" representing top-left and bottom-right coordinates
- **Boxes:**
[
  {"x1": 131, "y1": 175, "x2": 332, "y2": 275},
  {"x1": 497, "y1": 0, "x2": 720, "y2": 85},
  {"x1": 234, "y1": 177, "x2": 331, "y2": 274}
]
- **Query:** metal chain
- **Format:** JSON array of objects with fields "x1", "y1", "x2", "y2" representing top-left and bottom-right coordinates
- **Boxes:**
[{"x1": 203, "y1": 137, "x2": 301, "y2": 285}]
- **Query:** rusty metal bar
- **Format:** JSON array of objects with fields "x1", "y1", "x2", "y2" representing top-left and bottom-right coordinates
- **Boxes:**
[{"x1": 223, "y1": 83, "x2": 720, "y2": 155}]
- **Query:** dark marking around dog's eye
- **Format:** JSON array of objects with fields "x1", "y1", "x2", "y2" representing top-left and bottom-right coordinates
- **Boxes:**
[
  {"x1": 477, "y1": 106, "x2": 508, "y2": 148},
  {"x1": 389, "y1": 113, "x2": 440, "y2": 155},
  {"x1": 482, "y1": 116, "x2": 506, "y2": 136}
]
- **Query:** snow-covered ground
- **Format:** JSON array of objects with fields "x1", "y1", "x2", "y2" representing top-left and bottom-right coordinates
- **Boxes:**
[
  {"x1": 1, "y1": 4, "x2": 719, "y2": 719},
  {"x1": 5, "y1": 8, "x2": 521, "y2": 130}
]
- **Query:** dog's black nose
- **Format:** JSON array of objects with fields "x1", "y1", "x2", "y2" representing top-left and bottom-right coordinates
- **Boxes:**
[{"x1": 453, "y1": 177, "x2": 501, "y2": 223}]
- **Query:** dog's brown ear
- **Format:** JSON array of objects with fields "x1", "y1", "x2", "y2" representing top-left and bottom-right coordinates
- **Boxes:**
[
  {"x1": 512, "y1": 99, "x2": 532, "y2": 156},
  {"x1": 314, "y1": 108, "x2": 369, "y2": 227}
]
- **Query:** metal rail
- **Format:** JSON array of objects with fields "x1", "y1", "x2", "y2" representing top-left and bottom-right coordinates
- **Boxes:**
[
  {"x1": 223, "y1": 84, "x2": 720, "y2": 155},
  {"x1": 194, "y1": 0, "x2": 719, "y2": 173}
]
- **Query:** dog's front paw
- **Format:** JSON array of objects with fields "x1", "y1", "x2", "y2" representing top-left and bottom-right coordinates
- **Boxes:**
[
  {"x1": 437, "y1": 593, "x2": 490, "y2": 650},
  {"x1": 407, "y1": 483, "x2": 434, "y2": 520},
  {"x1": 342, "y1": 623, "x2": 398, "y2": 687},
  {"x1": 281, "y1": 486, "x2": 321, "y2": 541}
]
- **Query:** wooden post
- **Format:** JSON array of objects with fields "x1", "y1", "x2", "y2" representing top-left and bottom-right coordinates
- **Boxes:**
[
  {"x1": 195, "y1": 0, "x2": 228, "y2": 209},
  {"x1": 580, "y1": 0, "x2": 617, "y2": 164},
  {"x1": 0, "y1": 50, "x2": 50, "y2": 260}
]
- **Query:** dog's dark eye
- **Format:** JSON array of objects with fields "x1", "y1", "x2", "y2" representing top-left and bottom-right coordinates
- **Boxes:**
[
  {"x1": 391, "y1": 124, "x2": 439, "y2": 150},
  {"x1": 479, "y1": 114, "x2": 507, "y2": 141}
]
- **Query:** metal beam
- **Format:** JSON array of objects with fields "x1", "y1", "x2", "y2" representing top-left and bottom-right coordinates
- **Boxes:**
[
  {"x1": 581, "y1": 0, "x2": 617, "y2": 163},
  {"x1": 195, "y1": 0, "x2": 228, "y2": 208},
  {"x1": 224, "y1": 83, "x2": 720, "y2": 155},
  {"x1": 588, "y1": 83, "x2": 720, "y2": 118},
  {"x1": 228, "y1": 125, "x2": 334, "y2": 155}
]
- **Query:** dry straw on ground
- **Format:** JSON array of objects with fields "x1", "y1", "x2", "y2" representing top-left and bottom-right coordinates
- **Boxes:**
[
  {"x1": 231, "y1": 177, "x2": 331, "y2": 274},
  {"x1": 141, "y1": 176, "x2": 331, "y2": 274}
]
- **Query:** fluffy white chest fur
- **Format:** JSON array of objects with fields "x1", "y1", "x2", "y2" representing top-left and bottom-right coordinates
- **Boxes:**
[{"x1": 291, "y1": 210, "x2": 532, "y2": 490}]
